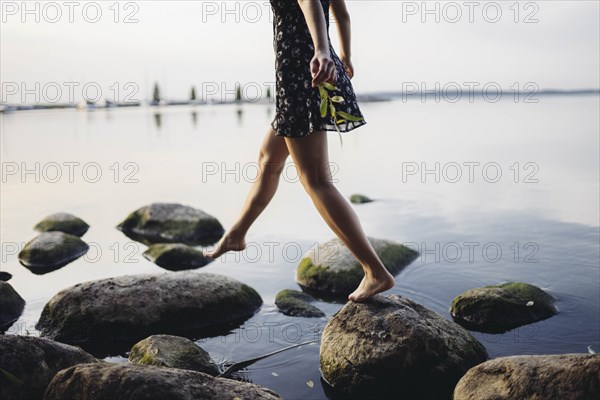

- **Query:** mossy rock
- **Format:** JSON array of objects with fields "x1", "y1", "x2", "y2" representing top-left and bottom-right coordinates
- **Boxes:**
[
  {"x1": 36, "y1": 271, "x2": 262, "y2": 352},
  {"x1": 143, "y1": 243, "x2": 213, "y2": 271},
  {"x1": 349, "y1": 194, "x2": 373, "y2": 204},
  {"x1": 45, "y1": 363, "x2": 281, "y2": 400},
  {"x1": 129, "y1": 334, "x2": 219, "y2": 376},
  {"x1": 296, "y1": 237, "x2": 418, "y2": 299},
  {"x1": 450, "y1": 282, "x2": 558, "y2": 333},
  {"x1": 0, "y1": 282, "x2": 25, "y2": 332},
  {"x1": 320, "y1": 294, "x2": 489, "y2": 399},
  {"x1": 453, "y1": 353, "x2": 600, "y2": 400},
  {"x1": 116, "y1": 203, "x2": 224, "y2": 246},
  {"x1": 0, "y1": 335, "x2": 99, "y2": 400},
  {"x1": 18, "y1": 231, "x2": 89, "y2": 274},
  {"x1": 34, "y1": 212, "x2": 89, "y2": 237},
  {"x1": 274, "y1": 289, "x2": 324, "y2": 318}
]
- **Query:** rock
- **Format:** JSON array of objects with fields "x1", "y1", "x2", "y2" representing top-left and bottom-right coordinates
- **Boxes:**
[
  {"x1": 0, "y1": 335, "x2": 98, "y2": 400},
  {"x1": 36, "y1": 271, "x2": 262, "y2": 349},
  {"x1": 450, "y1": 282, "x2": 558, "y2": 333},
  {"x1": 349, "y1": 194, "x2": 373, "y2": 204},
  {"x1": 34, "y1": 212, "x2": 90, "y2": 237},
  {"x1": 0, "y1": 282, "x2": 25, "y2": 332},
  {"x1": 18, "y1": 231, "x2": 89, "y2": 274},
  {"x1": 0, "y1": 271, "x2": 12, "y2": 281},
  {"x1": 116, "y1": 203, "x2": 224, "y2": 246},
  {"x1": 44, "y1": 363, "x2": 281, "y2": 400},
  {"x1": 453, "y1": 353, "x2": 600, "y2": 400},
  {"x1": 143, "y1": 243, "x2": 213, "y2": 271},
  {"x1": 296, "y1": 237, "x2": 418, "y2": 299},
  {"x1": 129, "y1": 334, "x2": 219, "y2": 376},
  {"x1": 275, "y1": 289, "x2": 324, "y2": 318},
  {"x1": 320, "y1": 294, "x2": 489, "y2": 399}
]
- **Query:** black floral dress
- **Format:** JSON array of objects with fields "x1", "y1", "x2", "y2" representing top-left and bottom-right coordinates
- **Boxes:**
[{"x1": 269, "y1": 0, "x2": 367, "y2": 138}]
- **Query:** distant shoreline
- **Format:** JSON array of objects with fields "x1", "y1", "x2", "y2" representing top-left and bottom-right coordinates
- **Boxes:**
[{"x1": 1, "y1": 89, "x2": 598, "y2": 113}]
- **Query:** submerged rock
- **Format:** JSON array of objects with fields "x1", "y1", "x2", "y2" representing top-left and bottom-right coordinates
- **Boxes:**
[
  {"x1": 275, "y1": 289, "x2": 325, "y2": 318},
  {"x1": 296, "y1": 237, "x2": 418, "y2": 299},
  {"x1": 320, "y1": 294, "x2": 488, "y2": 399},
  {"x1": 0, "y1": 335, "x2": 98, "y2": 400},
  {"x1": 450, "y1": 282, "x2": 558, "y2": 333},
  {"x1": 129, "y1": 334, "x2": 219, "y2": 376},
  {"x1": 453, "y1": 353, "x2": 600, "y2": 400},
  {"x1": 18, "y1": 231, "x2": 89, "y2": 274},
  {"x1": 143, "y1": 243, "x2": 213, "y2": 271},
  {"x1": 0, "y1": 271, "x2": 13, "y2": 281},
  {"x1": 116, "y1": 203, "x2": 224, "y2": 246},
  {"x1": 36, "y1": 271, "x2": 262, "y2": 348},
  {"x1": 0, "y1": 282, "x2": 25, "y2": 332},
  {"x1": 33, "y1": 212, "x2": 90, "y2": 237},
  {"x1": 45, "y1": 363, "x2": 281, "y2": 400},
  {"x1": 349, "y1": 194, "x2": 373, "y2": 204}
]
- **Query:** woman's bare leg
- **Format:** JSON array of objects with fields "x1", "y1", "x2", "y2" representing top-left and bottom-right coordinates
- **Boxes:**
[
  {"x1": 203, "y1": 126, "x2": 289, "y2": 258},
  {"x1": 283, "y1": 131, "x2": 395, "y2": 302}
]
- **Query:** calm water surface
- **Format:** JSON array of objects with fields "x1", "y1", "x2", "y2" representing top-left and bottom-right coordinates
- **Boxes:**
[{"x1": 1, "y1": 96, "x2": 599, "y2": 399}]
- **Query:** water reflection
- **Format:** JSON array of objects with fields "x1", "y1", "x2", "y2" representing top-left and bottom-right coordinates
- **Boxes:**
[{"x1": 0, "y1": 97, "x2": 598, "y2": 399}]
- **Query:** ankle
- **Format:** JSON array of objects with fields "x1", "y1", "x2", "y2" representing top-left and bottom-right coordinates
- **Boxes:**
[{"x1": 226, "y1": 227, "x2": 246, "y2": 240}]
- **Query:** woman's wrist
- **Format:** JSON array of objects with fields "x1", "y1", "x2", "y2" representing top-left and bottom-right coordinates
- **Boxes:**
[{"x1": 315, "y1": 47, "x2": 331, "y2": 57}]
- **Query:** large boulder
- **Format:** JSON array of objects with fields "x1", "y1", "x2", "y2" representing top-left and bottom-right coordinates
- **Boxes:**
[
  {"x1": 450, "y1": 282, "x2": 558, "y2": 333},
  {"x1": 0, "y1": 335, "x2": 98, "y2": 400},
  {"x1": 18, "y1": 231, "x2": 89, "y2": 274},
  {"x1": 275, "y1": 289, "x2": 325, "y2": 318},
  {"x1": 143, "y1": 243, "x2": 213, "y2": 271},
  {"x1": 0, "y1": 282, "x2": 25, "y2": 332},
  {"x1": 320, "y1": 294, "x2": 489, "y2": 399},
  {"x1": 34, "y1": 212, "x2": 90, "y2": 237},
  {"x1": 36, "y1": 272, "x2": 262, "y2": 349},
  {"x1": 44, "y1": 363, "x2": 281, "y2": 400},
  {"x1": 129, "y1": 334, "x2": 219, "y2": 376},
  {"x1": 116, "y1": 203, "x2": 224, "y2": 246},
  {"x1": 453, "y1": 353, "x2": 600, "y2": 400},
  {"x1": 296, "y1": 237, "x2": 418, "y2": 299}
]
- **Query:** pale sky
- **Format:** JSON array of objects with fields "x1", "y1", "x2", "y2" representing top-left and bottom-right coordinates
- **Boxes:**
[{"x1": 1, "y1": 1, "x2": 599, "y2": 104}]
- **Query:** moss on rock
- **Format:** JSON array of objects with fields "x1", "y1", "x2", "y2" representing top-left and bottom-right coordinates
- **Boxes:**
[
  {"x1": 116, "y1": 203, "x2": 224, "y2": 246},
  {"x1": 129, "y1": 335, "x2": 219, "y2": 376},
  {"x1": 143, "y1": 243, "x2": 212, "y2": 271},
  {"x1": 450, "y1": 281, "x2": 558, "y2": 333},
  {"x1": 349, "y1": 194, "x2": 373, "y2": 204},
  {"x1": 18, "y1": 231, "x2": 89, "y2": 273},
  {"x1": 296, "y1": 237, "x2": 418, "y2": 299},
  {"x1": 274, "y1": 289, "x2": 325, "y2": 318},
  {"x1": 33, "y1": 212, "x2": 90, "y2": 237}
]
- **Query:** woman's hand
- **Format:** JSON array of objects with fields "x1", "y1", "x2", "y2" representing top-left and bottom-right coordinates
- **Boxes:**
[
  {"x1": 311, "y1": 50, "x2": 337, "y2": 87},
  {"x1": 340, "y1": 54, "x2": 354, "y2": 79}
]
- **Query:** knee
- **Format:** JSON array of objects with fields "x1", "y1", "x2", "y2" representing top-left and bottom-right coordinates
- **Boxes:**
[
  {"x1": 299, "y1": 170, "x2": 334, "y2": 194},
  {"x1": 258, "y1": 149, "x2": 286, "y2": 177}
]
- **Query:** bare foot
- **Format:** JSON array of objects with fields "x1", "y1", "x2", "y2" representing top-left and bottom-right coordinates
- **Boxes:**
[
  {"x1": 203, "y1": 232, "x2": 246, "y2": 259},
  {"x1": 347, "y1": 271, "x2": 395, "y2": 302}
]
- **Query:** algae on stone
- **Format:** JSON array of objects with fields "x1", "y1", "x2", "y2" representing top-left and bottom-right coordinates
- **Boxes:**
[
  {"x1": 116, "y1": 203, "x2": 224, "y2": 246},
  {"x1": 18, "y1": 231, "x2": 89, "y2": 273},
  {"x1": 129, "y1": 334, "x2": 219, "y2": 376},
  {"x1": 450, "y1": 281, "x2": 558, "y2": 333},
  {"x1": 34, "y1": 212, "x2": 89, "y2": 237},
  {"x1": 296, "y1": 237, "x2": 418, "y2": 299},
  {"x1": 275, "y1": 289, "x2": 325, "y2": 318}
]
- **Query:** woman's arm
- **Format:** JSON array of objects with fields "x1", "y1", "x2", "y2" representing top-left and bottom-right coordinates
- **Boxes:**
[
  {"x1": 330, "y1": 0, "x2": 354, "y2": 78},
  {"x1": 297, "y1": 0, "x2": 337, "y2": 87}
]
